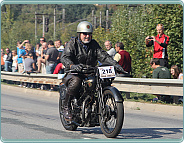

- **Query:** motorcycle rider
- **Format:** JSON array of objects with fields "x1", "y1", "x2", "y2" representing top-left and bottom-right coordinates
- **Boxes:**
[{"x1": 61, "y1": 21, "x2": 126, "y2": 121}]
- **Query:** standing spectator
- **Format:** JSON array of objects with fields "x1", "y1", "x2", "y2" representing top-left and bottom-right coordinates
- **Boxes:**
[
  {"x1": 17, "y1": 41, "x2": 25, "y2": 73},
  {"x1": 55, "y1": 39, "x2": 65, "y2": 74},
  {"x1": 45, "y1": 40, "x2": 59, "y2": 74},
  {"x1": 150, "y1": 58, "x2": 171, "y2": 79},
  {"x1": 12, "y1": 50, "x2": 18, "y2": 72},
  {"x1": 104, "y1": 40, "x2": 116, "y2": 58},
  {"x1": 1, "y1": 49, "x2": 5, "y2": 71},
  {"x1": 2, "y1": 49, "x2": 7, "y2": 63},
  {"x1": 145, "y1": 24, "x2": 169, "y2": 68},
  {"x1": 36, "y1": 42, "x2": 48, "y2": 73},
  {"x1": 114, "y1": 42, "x2": 131, "y2": 76},
  {"x1": 4, "y1": 48, "x2": 13, "y2": 72},
  {"x1": 55, "y1": 40, "x2": 64, "y2": 60},
  {"x1": 45, "y1": 40, "x2": 59, "y2": 91},
  {"x1": 170, "y1": 65, "x2": 183, "y2": 80},
  {"x1": 56, "y1": 39, "x2": 64, "y2": 55},
  {"x1": 18, "y1": 40, "x2": 30, "y2": 73}
]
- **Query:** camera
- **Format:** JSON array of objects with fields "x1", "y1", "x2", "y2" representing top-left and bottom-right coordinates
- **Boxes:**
[{"x1": 148, "y1": 37, "x2": 153, "y2": 39}]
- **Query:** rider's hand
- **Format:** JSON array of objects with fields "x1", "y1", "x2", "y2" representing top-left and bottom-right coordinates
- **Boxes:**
[
  {"x1": 71, "y1": 64, "x2": 84, "y2": 72},
  {"x1": 115, "y1": 64, "x2": 128, "y2": 74}
]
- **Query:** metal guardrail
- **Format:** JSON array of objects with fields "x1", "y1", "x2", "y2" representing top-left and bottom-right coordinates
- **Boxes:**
[
  {"x1": 1, "y1": 71, "x2": 183, "y2": 97},
  {"x1": 1, "y1": 71, "x2": 60, "y2": 85},
  {"x1": 113, "y1": 77, "x2": 183, "y2": 96}
]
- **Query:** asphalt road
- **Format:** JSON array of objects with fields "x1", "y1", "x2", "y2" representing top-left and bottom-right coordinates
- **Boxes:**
[{"x1": 1, "y1": 84, "x2": 183, "y2": 142}]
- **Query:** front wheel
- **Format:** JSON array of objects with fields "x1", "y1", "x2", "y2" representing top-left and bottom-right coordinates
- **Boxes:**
[
  {"x1": 99, "y1": 90, "x2": 124, "y2": 138},
  {"x1": 59, "y1": 98, "x2": 78, "y2": 131}
]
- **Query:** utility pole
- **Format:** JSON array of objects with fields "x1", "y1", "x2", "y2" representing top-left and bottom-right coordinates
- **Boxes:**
[
  {"x1": 94, "y1": 16, "x2": 96, "y2": 29},
  {"x1": 54, "y1": 8, "x2": 56, "y2": 40},
  {"x1": 106, "y1": 10, "x2": 109, "y2": 30},
  {"x1": 43, "y1": 15, "x2": 45, "y2": 37},
  {"x1": 100, "y1": 11, "x2": 102, "y2": 27},
  {"x1": 92, "y1": 10, "x2": 94, "y2": 27},
  {"x1": 35, "y1": 11, "x2": 37, "y2": 43},
  {"x1": 62, "y1": 8, "x2": 65, "y2": 30}
]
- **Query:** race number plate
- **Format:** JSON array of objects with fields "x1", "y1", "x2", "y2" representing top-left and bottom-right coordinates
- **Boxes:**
[{"x1": 98, "y1": 66, "x2": 116, "y2": 78}]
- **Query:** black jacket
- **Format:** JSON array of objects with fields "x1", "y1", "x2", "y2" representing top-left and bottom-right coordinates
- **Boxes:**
[
  {"x1": 61, "y1": 37, "x2": 119, "y2": 72},
  {"x1": 6, "y1": 51, "x2": 13, "y2": 62}
]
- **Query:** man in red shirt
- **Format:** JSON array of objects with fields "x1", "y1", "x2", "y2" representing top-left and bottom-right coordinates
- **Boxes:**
[
  {"x1": 145, "y1": 24, "x2": 169, "y2": 67},
  {"x1": 114, "y1": 42, "x2": 131, "y2": 77}
]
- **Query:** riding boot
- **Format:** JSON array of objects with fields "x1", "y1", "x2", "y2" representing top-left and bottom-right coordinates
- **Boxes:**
[
  {"x1": 63, "y1": 94, "x2": 72, "y2": 121},
  {"x1": 63, "y1": 106, "x2": 72, "y2": 121}
]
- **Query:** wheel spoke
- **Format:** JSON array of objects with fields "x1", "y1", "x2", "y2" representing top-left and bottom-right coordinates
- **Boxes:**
[{"x1": 101, "y1": 92, "x2": 118, "y2": 133}]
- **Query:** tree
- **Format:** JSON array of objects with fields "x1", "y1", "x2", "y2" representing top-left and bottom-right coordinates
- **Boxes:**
[
  {"x1": 1, "y1": 5, "x2": 14, "y2": 50},
  {"x1": 93, "y1": 4, "x2": 183, "y2": 78}
]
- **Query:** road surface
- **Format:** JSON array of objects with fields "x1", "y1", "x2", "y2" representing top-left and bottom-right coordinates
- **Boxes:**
[{"x1": 1, "y1": 84, "x2": 183, "y2": 142}]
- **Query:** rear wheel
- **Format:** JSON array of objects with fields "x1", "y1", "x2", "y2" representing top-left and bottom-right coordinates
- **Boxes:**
[
  {"x1": 59, "y1": 98, "x2": 78, "y2": 131},
  {"x1": 99, "y1": 90, "x2": 124, "y2": 138}
]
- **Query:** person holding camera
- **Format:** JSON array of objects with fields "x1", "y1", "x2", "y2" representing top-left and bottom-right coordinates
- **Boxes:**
[{"x1": 145, "y1": 24, "x2": 169, "y2": 68}]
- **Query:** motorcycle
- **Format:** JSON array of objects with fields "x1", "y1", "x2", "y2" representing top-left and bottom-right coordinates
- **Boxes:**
[{"x1": 59, "y1": 65, "x2": 124, "y2": 138}]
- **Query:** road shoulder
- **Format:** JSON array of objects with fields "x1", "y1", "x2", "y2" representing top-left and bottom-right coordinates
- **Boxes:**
[{"x1": 1, "y1": 84, "x2": 183, "y2": 116}]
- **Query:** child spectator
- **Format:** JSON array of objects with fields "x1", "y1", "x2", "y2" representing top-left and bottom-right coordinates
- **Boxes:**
[{"x1": 12, "y1": 50, "x2": 18, "y2": 72}]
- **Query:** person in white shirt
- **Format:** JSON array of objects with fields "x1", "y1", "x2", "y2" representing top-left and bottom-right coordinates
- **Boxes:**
[
  {"x1": 104, "y1": 40, "x2": 116, "y2": 58},
  {"x1": 12, "y1": 50, "x2": 18, "y2": 72}
]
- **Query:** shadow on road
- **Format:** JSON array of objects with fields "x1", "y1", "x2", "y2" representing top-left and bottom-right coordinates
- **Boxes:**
[
  {"x1": 118, "y1": 128, "x2": 183, "y2": 139},
  {"x1": 77, "y1": 127, "x2": 183, "y2": 139}
]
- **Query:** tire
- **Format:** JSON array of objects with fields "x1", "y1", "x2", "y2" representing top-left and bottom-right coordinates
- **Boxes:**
[
  {"x1": 59, "y1": 98, "x2": 78, "y2": 131},
  {"x1": 99, "y1": 90, "x2": 124, "y2": 138}
]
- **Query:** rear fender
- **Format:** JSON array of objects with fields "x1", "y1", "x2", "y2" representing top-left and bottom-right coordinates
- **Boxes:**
[{"x1": 103, "y1": 86, "x2": 124, "y2": 103}]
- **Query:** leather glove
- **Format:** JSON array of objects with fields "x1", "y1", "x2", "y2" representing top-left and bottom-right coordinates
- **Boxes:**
[
  {"x1": 115, "y1": 64, "x2": 128, "y2": 74},
  {"x1": 71, "y1": 64, "x2": 84, "y2": 72}
]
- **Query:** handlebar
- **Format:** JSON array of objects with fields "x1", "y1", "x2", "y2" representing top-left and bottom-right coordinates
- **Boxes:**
[
  {"x1": 66, "y1": 64, "x2": 128, "y2": 75},
  {"x1": 67, "y1": 66, "x2": 96, "y2": 74}
]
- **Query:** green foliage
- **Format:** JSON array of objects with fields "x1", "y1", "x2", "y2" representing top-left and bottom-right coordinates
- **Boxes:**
[
  {"x1": 93, "y1": 4, "x2": 183, "y2": 78},
  {"x1": 1, "y1": 4, "x2": 97, "y2": 49},
  {"x1": 63, "y1": 4, "x2": 96, "y2": 23},
  {"x1": 1, "y1": 5, "x2": 14, "y2": 50}
]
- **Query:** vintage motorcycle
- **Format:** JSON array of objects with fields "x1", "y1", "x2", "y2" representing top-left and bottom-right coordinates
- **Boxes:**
[{"x1": 59, "y1": 65, "x2": 124, "y2": 138}]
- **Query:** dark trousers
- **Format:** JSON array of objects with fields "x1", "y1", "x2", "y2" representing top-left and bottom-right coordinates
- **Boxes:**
[{"x1": 63, "y1": 74, "x2": 83, "y2": 106}]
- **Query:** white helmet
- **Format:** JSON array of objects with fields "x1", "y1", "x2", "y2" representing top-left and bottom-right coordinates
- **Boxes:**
[{"x1": 77, "y1": 21, "x2": 93, "y2": 33}]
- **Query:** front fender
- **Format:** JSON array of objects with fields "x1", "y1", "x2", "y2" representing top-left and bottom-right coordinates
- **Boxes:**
[{"x1": 103, "y1": 86, "x2": 124, "y2": 103}]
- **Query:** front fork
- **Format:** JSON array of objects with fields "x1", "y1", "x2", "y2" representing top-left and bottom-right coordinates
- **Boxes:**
[{"x1": 97, "y1": 83, "x2": 106, "y2": 119}]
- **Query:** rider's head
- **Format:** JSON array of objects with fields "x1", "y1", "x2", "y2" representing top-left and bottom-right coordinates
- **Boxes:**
[{"x1": 77, "y1": 21, "x2": 93, "y2": 44}]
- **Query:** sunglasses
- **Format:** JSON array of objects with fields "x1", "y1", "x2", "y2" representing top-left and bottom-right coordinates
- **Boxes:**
[
  {"x1": 82, "y1": 32, "x2": 92, "y2": 36},
  {"x1": 40, "y1": 40, "x2": 44, "y2": 41}
]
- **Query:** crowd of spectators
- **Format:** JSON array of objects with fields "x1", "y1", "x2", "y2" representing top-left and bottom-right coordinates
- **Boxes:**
[
  {"x1": 1, "y1": 38, "x2": 68, "y2": 90},
  {"x1": 1, "y1": 23, "x2": 183, "y2": 92}
]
